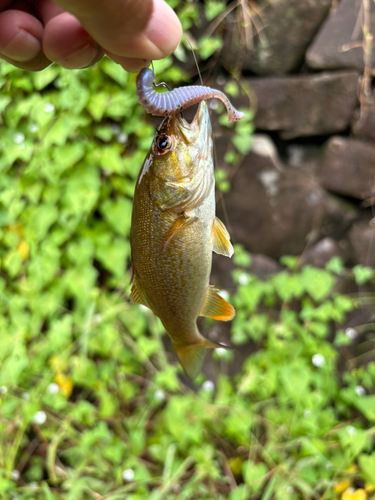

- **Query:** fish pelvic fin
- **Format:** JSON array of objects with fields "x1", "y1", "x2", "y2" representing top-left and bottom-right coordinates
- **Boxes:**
[
  {"x1": 130, "y1": 272, "x2": 149, "y2": 309},
  {"x1": 199, "y1": 286, "x2": 235, "y2": 321},
  {"x1": 174, "y1": 338, "x2": 231, "y2": 379},
  {"x1": 162, "y1": 214, "x2": 198, "y2": 250},
  {"x1": 212, "y1": 217, "x2": 234, "y2": 258}
]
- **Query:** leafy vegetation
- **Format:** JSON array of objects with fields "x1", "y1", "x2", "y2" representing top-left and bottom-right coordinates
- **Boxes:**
[{"x1": 1, "y1": 1, "x2": 375, "y2": 499}]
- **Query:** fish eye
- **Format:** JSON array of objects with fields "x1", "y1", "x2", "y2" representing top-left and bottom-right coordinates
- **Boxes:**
[{"x1": 154, "y1": 134, "x2": 174, "y2": 156}]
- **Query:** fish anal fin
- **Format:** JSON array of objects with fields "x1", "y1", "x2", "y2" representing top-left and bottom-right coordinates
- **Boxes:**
[
  {"x1": 130, "y1": 273, "x2": 149, "y2": 308},
  {"x1": 199, "y1": 286, "x2": 235, "y2": 321},
  {"x1": 212, "y1": 217, "x2": 234, "y2": 258},
  {"x1": 162, "y1": 214, "x2": 198, "y2": 250},
  {"x1": 174, "y1": 338, "x2": 232, "y2": 379},
  {"x1": 174, "y1": 343, "x2": 206, "y2": 379}
]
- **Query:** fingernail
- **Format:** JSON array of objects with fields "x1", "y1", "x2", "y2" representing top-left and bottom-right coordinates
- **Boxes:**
[
  {"x1": 145, "y1": 0, "x2": 182, "y2": 57},
  {"x1": 0, "y1": 30, "x2": 41, "y2": 62},
  {"x1": 56, "y1": 43, "x2": 98, "y2": 69}
]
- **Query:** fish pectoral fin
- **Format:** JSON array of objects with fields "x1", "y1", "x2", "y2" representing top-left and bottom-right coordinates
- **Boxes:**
[
  {"x1": 174, "y1": 338, "x2": 230, "y2": 379},
  {"x1": 199, "y1": 286, "x2": 235, "y2": 321},
  {"x1": 130, "y1": 273, "x2": 149, "y2": 308},
  {"x1": 212, "y1": 217, "x2": 234, "y2": 258},
  {"x1": 162, "y1": 214, "x2": 198, "y2": 250}
]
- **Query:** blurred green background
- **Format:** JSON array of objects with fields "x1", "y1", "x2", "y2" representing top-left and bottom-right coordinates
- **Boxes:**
[{"x1": 1, "y1": 1, "x2": 375, "y2": 499}]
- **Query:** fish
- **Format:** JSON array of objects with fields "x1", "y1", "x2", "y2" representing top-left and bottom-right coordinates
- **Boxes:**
[{"x1": 130, "y1": 101, "x2": 235, "y2": 378}]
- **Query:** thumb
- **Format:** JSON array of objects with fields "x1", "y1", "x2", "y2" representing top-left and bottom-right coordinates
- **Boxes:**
[{"x1": 52, "y1": 0, "x2": 182, "y2": 62}]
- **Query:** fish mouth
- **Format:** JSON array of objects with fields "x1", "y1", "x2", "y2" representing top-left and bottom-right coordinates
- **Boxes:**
[{"x1": 176, "y1": 101, "x2": 212, "y2": 145}]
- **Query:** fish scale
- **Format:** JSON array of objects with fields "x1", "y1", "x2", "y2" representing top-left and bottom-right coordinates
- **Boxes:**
[{"x1": 130, "y1": 101, "x2": 235, "y2": 378}]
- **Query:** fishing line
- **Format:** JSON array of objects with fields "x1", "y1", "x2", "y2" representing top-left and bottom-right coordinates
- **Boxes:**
[
  {"x1": 183, "y1": 34, "x2": 204, "y2": 85},
  {"x1": 183, "y1": 33, "x2": 237, "y2": 289}
]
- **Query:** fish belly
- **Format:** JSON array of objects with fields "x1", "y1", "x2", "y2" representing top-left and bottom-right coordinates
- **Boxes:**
[{"x1": 131, "y1": 185, "x2": 214, "y2": 346}]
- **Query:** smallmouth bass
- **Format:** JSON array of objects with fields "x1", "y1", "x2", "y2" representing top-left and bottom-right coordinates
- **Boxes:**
[{"x1": 130, "y1": 101, "x2": 235, "y2": 378}]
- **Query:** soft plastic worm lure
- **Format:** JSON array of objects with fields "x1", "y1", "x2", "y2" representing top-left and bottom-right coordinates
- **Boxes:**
[{"x1": 136, "y1": 68, "x2": 245, "y2": 123}]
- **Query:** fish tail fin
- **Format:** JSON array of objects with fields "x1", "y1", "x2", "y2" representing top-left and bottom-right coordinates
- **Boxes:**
[{"x1": 174, "y1": 338, "x2": 231, "y2": 379}]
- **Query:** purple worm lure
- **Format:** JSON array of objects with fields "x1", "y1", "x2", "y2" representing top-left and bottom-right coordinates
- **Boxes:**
[{"x1": 136, "y1": 68, "x2": 245, "y2": 123}]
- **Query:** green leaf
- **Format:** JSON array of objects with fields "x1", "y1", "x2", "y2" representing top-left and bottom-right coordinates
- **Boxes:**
[
  {"x1": 101, "y1": 198, "x2": 132, "y2": 236},
  {"x1": 243, "y1": 461, "x2": 268, "y2": 492},
  {"x1": 359, "y1": 453, "x2": 375, "y2": 483},
  {"x1": 204, "y1": 0, "x2": 226, "y2": 20},
  {"x1": 232, "y1": 130, "x2": 253, "y2": 155},
  {"x1": 199, "y1": 36, "x2": 223, "y2": 60},
  {"x1": 325, "y1": 256, "x2": 344, "y2": 274},
  {"x1": 353, "y1": 264, "x2": 373, "y2": 285}
]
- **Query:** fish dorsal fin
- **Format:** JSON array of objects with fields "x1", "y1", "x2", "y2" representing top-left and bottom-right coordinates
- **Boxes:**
[
  {"x1": 162, "y1": 215, "x2": 198, "y2": 250},
  {"x1": 199, "y1": 286, "x2": 235, "y2": 321},
  {"x1": 212, "y1": 217, "x2": 234, "y2": 258},
  {"x1": 130, "y1": 273, "x2": 149, "y2": 308},
  {"x1": 174, "y1": 337, "x2": 231, "y2": 379}
]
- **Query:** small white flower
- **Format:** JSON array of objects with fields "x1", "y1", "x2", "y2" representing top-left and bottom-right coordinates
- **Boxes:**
[
  {"x1": 303, "y1": 409, "x2": 312, "y2": 417},
  {"x1": 214, "y1": 347, "x2": 227, "y2": 357},
  {"x1": 346, "y1": 425, "x2": 356, "y2": 435},
  {"x1": 172, "y1": 484, "x2": 181, "y2": 493},
  {"x1": 202, "y1": 380, "x2": 215, "y2": 392},
  {"x1": 116, "y1": 133, "x2": 128, "y2": 144},
  {"x1": 238, "y1": 273, "x2": 250, "y2": 285},
  {"x1": 122, "y1": 468, "x2": 135, "y2": 482},
  {"x1": 93, "y1": 314, "x2": 102, "y2": 324},
  {"x1": 33, "y1": 411, "x2": 46, "y2": 425},
  {"x1": 13, "y1": 133, "x2": 25, "y2": 144},
  {"x1": 217, "y1": 290, "x2": 229, "y2": 301},
  {"x1": 47, "y1": 383, "x2": 59, "y2": 395},
  {"x1": 11, "y1": 470, "x2": 20, "y2": 481},
  {"x1": 209, "y1": 100, "x2": 219, "y2": 110},
  {"x1": 0, "y1": 386, "x2": 7, "y2": 394},
  {"x1": 154, "y1": 390, "x2": 165, "y2": 402},
  {"x1": 21, "y1": 392, "x2": 30, "y2": 401},
  {"x1": 355, "y1": 386, "x2": 365, "y2": 396},
  {"x1": 28, "y1": 123, "x2": 39, "y2": 133},
  {"x1": 285, "y1": 486, "x2": 295, "y2": 494},
  {"x1": 44, "y1": 103, "x2": 54, "y2": 113},
  {"x1": 29, "y1": 481, "x2": 38, "y2": 489},
  {"x1": 312, "y1": 354, "x2": 325, "y2": 367},
  {"x1": 345, "y1": 328, "x2": 357, "y2": 339}
]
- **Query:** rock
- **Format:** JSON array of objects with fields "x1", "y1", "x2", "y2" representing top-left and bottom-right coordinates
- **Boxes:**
[
  {"x1": 299, "y1": 237, "x2": 344, "y2": 268},
  {"x1": 349, "y1": 222, "x2": 375, "y2": 267},
  {"x1": 306, "y1": 0, "x2": 375, "y2": 73},
  {"x1": 249, "y1": 253, "x2": 283, "y2": 280},
  {"x1": 319, "y1": 137, "x2": 375, "y2": 200},
  {"x1": 352, "y1": 104, "x2": 375, "y2": 141},
  {"x1": 216, "y1": 135, "x2": 353, "y2": 259},
  {"x1": 221, "y1": 0, "x2": 332, "y2": 74},
  {"x1": 248, "y1": 72, "x2": 358, "y2": 139}
]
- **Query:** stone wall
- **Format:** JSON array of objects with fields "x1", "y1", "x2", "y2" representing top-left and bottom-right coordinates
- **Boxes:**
[{"x1": 213, "y1": 0, "x2": 375, "y2": 270}]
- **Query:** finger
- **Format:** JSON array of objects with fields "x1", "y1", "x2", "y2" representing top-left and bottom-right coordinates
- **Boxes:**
[
  {"x1": 106, "y1": 53, "x2": 149, "y2": 73},
  {"x1": 34, "y1": 0, "x2": 64, "y2": 24},
  {"x1": 0, "y1": 9, "x2": 50, "y2": 69},
  {"x1": 51, "y1": 0, "x2": 182, "y2": 60},
  {"x1": 43, "y1": 11, "x2": 100, "y2": 68}
]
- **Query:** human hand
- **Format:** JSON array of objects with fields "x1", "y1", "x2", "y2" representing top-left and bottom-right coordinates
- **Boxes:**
[{"x1": 0, "y1": 0, "x2": 182, "y2": 72}]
